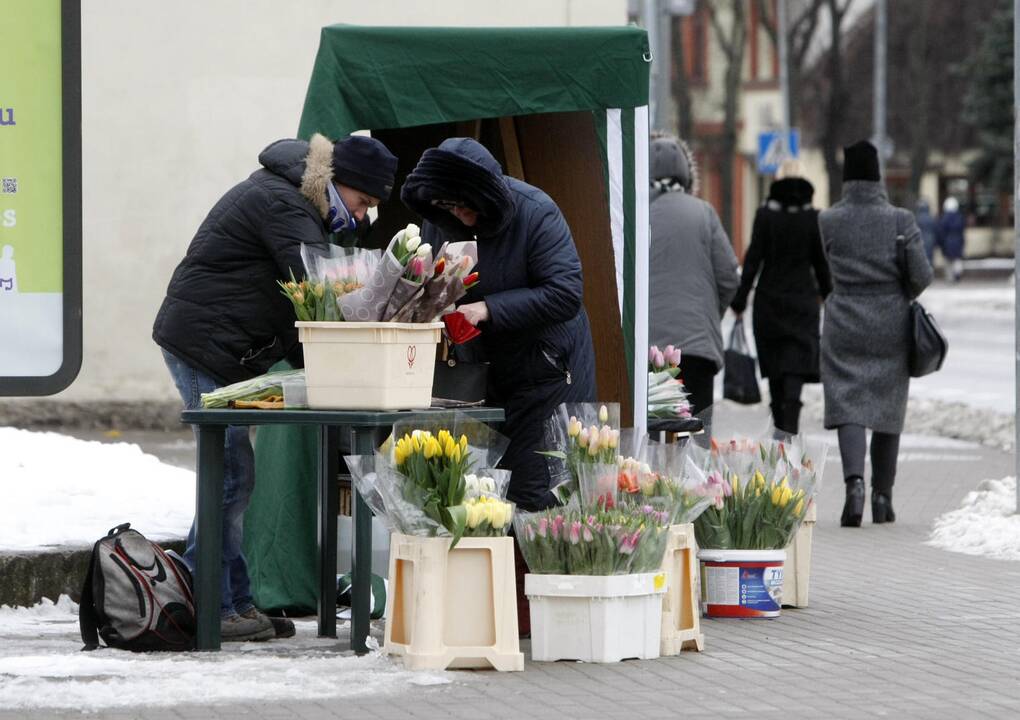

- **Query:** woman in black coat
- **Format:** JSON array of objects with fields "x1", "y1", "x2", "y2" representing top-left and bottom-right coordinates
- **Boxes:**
[
  {"x1": 730, "y1": 164, "x2": 832, "y2": 435},
  {"x1": 401, "y1": 138, "x2": 597, "y2": 512}
]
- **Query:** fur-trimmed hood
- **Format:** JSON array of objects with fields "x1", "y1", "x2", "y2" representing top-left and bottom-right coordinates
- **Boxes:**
[
  {"x1": 649, "y1": 135, "x2": 699, "y2": 195},
  {"x1": 258, "y1": 133, "x2": 335, "y2": 220},
  {"x1": 766, "y1": 177, "x2": 814, "y2": 211}
]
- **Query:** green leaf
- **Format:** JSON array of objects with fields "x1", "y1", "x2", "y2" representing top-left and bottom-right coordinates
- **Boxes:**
[
  {"x1": 443, "y1": 504, "x2": 468, "y2": 549},
  {"x1": 536, "y1": 450, "x2": 568, "y2": 460}
]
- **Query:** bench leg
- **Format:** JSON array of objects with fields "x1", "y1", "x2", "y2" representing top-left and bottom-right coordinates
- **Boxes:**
[
  {"x1": 195, "y1": 426, "x2": 225, "y2": 651},
  {"x1": 318, "y1": 425, "x2": 340, "y2": 638}
]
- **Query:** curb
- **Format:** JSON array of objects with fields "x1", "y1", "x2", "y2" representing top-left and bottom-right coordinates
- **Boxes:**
[{"x1": 0, "y1": 540, "x2": 186, "y2": 608}]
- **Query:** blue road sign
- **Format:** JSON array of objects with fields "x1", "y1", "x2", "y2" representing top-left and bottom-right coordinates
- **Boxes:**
[{"x1": 757, "y1": 129, "x2": 800, "y2": 175}]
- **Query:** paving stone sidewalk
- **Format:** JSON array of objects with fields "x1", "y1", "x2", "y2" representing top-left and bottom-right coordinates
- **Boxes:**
[{"x1": 3, "y1": 428, "x2": 1018, "y2": 720}]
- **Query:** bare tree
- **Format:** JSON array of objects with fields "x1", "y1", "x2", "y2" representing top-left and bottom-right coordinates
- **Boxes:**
[
  {"x1": 670, "y1": 16, "x2": 694, "y2": 141},
  {"x1": 756, "y1": 0, "x2": 824, "y2": 127},
  {"x1": 707, "y1": 0, "x2": 747, "y2": 238},
  {"x1": 819, "y1": 0, "x2": 854, "y2": 201},
  {"x1": 906, "y1": 0, "x2": 932, "y2": 201}
]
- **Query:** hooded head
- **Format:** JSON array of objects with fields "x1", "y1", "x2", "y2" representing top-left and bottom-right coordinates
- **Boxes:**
[
  {"x1": 400, "y1": 138, "x2": 514, "y2": 239},
  {"x1": 842, "y1": 140, "x2": 881, "y2": 182},
  {"x1": 649, "y1": 135, "x2": 698, "y2": 194},
  {"x1": 943, "y1": 196, "x2": 960, "y2": 213}
]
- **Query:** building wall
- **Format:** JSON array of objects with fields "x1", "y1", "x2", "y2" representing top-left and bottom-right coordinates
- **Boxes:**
[{"x1": 61, "y1": 0, "x2": 625, "y2": 402}]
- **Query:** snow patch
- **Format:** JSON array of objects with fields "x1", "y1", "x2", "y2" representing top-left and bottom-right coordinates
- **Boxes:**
[
  {"x1": 928, "y1": 477, "x2": 1020, "y2": 562},
  {"x1": 0, "y1": 596, "x2": 453, "y2": 710},
  {"x1": 0, "y1": 427, "x2": 194, "y2": 551}
]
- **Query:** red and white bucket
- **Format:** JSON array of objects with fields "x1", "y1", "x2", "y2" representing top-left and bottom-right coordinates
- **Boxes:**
[{"x1": 698, "y1": 549, "x2": 785, "y2": 618}]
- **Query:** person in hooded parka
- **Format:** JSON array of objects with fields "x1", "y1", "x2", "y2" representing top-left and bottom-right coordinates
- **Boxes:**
[
  {"x1": 648, "y1": 134, "x2": 740, "y2": 431},
  {"x1": 730, "y1": 159, "x2": 832, "y2": 436},
  {"x1": 401, "y1": 138, "x2": 597, "y2": 636},
  {"x1": 401, "y1": 138, "x2": 597, "y2": 513}
]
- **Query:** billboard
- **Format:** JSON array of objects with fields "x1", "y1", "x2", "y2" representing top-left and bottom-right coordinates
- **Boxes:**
[{"x1": 0, "y1": 0, "x2": 81, "y2": 394}]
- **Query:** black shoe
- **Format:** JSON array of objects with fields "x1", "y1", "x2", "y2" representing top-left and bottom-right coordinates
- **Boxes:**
[
  {"x1": 841, "y1": 477, "x2": 865, "y2": 527},
  {"x1": 872, "y1": 491, "x2": 896, "y2": 524}
]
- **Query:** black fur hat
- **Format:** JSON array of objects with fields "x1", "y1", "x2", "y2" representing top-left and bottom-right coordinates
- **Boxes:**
[{"x1": 842, "y1": 140, "x2": 880, "y2": 182}]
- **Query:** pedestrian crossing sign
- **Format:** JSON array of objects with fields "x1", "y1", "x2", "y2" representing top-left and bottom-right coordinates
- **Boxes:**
[{"x1": 757, "y1": 130, "x2": 800, "y2": 175}]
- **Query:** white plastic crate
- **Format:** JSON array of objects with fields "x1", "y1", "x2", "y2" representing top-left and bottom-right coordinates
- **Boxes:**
[
  {"x1": 525, "y1": 573, "x2": 666, "y2": 663},
  {"x1": 296, "y1": 321, "x2": 443, "y2": 410}
]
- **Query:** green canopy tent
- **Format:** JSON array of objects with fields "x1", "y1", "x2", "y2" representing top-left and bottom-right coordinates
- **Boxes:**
[{"x1": 244, "y1": 25, "x2": 651, "y2": 612}]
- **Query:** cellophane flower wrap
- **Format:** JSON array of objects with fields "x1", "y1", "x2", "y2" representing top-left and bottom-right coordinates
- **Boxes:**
[
  {"x1": 691, "y1": 436, "x2": 825, "y2": 550},
  {"x1": 615, "y1": 442, "x2": 713, "y2": 526},
  {"x1": 364, "y1": 412, "x2": 510, "y2": 546},
  {"x1": 513, "y1": 503, "x2": 672, "y2": 575},
  {"x1": 540, "y1": 403, "x2": 621, "y2": 504},
  {"x1": 647, "y1": 344, "x2": 692, "y2": 419}
]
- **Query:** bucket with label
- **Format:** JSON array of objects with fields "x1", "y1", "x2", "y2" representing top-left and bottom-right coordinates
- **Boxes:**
[{"x1": 698, "y1": 549, "x2": 785, "y2": 618}]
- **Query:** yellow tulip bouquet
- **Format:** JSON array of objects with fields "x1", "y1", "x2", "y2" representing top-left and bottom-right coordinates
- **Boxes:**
[
  {"x1": 691, "y1": 438, "x2": 822, "y2": 550},
  {"x1": 345, "y1": 412, "x2": 513, "y2": 547}
]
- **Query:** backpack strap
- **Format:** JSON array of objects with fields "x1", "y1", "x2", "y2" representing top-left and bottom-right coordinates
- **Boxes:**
[{"x1": 79, "y1": 538, "x2": 103, "y2": 651}]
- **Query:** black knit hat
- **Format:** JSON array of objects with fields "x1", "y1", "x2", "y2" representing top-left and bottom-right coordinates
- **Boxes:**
[
  {"x1": 842, "y1": 140, "x2": 880, "y2": 182},
  {"x1": 332, "y1": 136, "x2": 397, "y2": 201}
]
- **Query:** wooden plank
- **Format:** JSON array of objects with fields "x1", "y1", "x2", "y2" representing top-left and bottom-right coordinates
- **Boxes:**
[
  {"x1": 498, "y1": 117, "x2": 525, "y2": 180},
  {"x1": 513, "y1": 111, "x2": 633, "y2": 426}
]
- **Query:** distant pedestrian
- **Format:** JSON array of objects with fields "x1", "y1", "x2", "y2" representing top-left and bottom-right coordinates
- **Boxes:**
[
  {"x1": 937, "y1": 196, "x2": 966, "y2": 282},
  {"x1": 819, "y1": 141, "x2": 933, "y2": 527},
  {"x1": 730, "y1": 159, "x2": 831, "y2": 436},
  {"x1": 915, "y1": 198, "x2": 936, "y2": 266},
  {"x1": 648, "y1": 134, "x2": 739, "y2": 433}
]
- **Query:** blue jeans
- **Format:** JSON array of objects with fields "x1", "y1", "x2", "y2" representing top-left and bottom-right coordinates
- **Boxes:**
[{"x1": 162, "y1": 348, "x2": 255, "y2": 618}]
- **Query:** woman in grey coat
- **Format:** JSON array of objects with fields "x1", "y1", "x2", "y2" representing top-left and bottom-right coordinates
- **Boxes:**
[
  {"x1": 649, "y1": 135, "x2": 740, "y2": 429},
  {"x1": 820, "y1": 141, "x2": 933, "y2": 526}
]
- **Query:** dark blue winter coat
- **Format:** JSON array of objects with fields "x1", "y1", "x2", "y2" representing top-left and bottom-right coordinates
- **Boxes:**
[
  {"x1": 402, "y1": 138, "x2": 596, "y2": 511},
  {"x1": 937, "y1": 210, "x2": 966, "y2": 260}
]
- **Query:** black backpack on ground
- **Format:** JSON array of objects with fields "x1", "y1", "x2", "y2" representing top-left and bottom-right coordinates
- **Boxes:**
[{"x1": 79, "y1": 523, "x2": 196, "y2": 652}]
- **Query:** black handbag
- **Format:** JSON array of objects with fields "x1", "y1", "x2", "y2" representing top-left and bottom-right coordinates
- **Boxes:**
[
  {"x1": 432, "y1": 337, "x2": 489, "y2": 404},
  {"x1": 723, "y1": 318, "x2": 761, "y2": 404},
  {"x1": 897, "y1": 236, "x2": 948, "y2": 377}
]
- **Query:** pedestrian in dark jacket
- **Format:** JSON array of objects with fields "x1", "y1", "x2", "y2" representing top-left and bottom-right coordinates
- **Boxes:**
[
  {"x1": 819, "y1": 141, "x2": 932, "y2": 527},
  {"x1": 648, "y1": 135, "x2": 739, "y2": 429},
  {"x1": 937, "y1": 196, "x2": 966, "y2": 282},
  {"x1": 402, "y1": 137, "x2": 596, "y2": 639},
  {"x1": 730, "y1": 160, "x2": 832, "y2": 436},
  {"x1": 153, "y1": 133, "x2": 397, "y2": 641},
  {"x1": 401, "y1": 137, "x2": 596, "y2": 513},
  {"x1": 915, "y1": 198, "x2": 936, "y2": 266}
]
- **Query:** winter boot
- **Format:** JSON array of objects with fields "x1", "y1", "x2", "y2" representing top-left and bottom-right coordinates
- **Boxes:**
[
  {"x1": 840, "y1": 476, "x2": 865, "y2": 527},
  {"x1": 872, "y1": 489, "x2": 896, "y2": 524}
]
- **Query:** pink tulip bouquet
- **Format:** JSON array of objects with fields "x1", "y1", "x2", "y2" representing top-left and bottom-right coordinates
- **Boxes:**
[{"x1": 513, "y1": 503, "x2": 672, "y2": 575}]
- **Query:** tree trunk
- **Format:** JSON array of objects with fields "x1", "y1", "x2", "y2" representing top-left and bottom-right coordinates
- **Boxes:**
[
  {"x1": 907, "y1": 3, "x2": 932, "y2": 202},
  {"x1": 671, "y1": 16, "x2": 694, "y2": 140},
  {"x1": 821, "y1": 0, "x2": 849, "y2": 202},
  {"x1": 717, "y1": 1, "x2": 746, "y2": 239}
]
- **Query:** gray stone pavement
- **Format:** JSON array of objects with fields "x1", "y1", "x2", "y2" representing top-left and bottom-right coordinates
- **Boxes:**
[{"x1": 3, "y1": 424, "x2": 1019, "y2": 719}]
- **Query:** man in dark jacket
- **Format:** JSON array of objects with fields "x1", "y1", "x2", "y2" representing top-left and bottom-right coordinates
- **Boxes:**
[
  {"x1": 401, "y1": 138, "x2": 596, "y2": 636},
  {"x1": 153, "y1": 133, "x2": 397, "y2": 641}
]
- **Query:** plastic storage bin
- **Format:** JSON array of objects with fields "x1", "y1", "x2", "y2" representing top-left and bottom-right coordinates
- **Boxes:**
[
  {"x1": 659, "y1": 524, "x2": 704, "y2": 654},
  {"x1": 296, "y1": 321, "x2": 443, "y2": 410},
  {"x1": 384, "y1": 533, "x2": 523, "y2": 671},
  {"x1": 782, "y1": 500, "x2": 816, "y2": 607},
  {"x1": 525, "y1": 573, "x2": 666, "y2": 663}
]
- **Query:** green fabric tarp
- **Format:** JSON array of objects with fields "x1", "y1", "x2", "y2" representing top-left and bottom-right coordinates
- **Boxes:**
[
  {"x1": 244, "y1": 25, "x2": 650, "y2": 613},
  {"x1": 298, "y1": 25, "x2": 648, "y2": 138}
]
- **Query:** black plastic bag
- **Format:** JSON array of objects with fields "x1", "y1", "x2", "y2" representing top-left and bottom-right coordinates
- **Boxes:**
[{"x1": 723, "y1": 319, "x2": 761, "y2": 404}]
